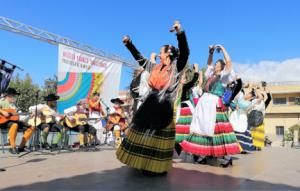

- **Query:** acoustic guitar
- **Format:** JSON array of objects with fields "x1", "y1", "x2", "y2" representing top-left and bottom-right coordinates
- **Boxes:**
[
  {"x1": 0, "y1": 109, "x2": 29, "y2": 124},
  {"x1": 27, "y1": 110, "x2": 63, "y2": 127},
  {"x1": 65, "y1": 113, "x2": 100, "y2": 128}
]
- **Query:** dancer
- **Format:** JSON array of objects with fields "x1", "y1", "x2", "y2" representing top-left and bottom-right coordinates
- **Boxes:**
[
  {"x1": 230, "y1": 88, "x2": 256, "y2": 153},
  {"x1": 250, "y1": 86, "x2": 272, "y2": 151},
  {"x1": 181, "y1": 45, "x2": 240, "y2": 167},
  {"x1": 116, "y1": 21, "x2": 189, "y2": 174},
  {"x1": 175, "y1": 64, "x2": 200, "y2": 156}
]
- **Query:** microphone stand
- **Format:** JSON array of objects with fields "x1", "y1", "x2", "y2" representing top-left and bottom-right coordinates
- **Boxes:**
[{"x1": 19, "y1": 91, "x2": 54, "y2": 157}]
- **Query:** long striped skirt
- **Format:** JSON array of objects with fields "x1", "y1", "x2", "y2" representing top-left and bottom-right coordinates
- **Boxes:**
[
  {"x1": 235, "y1": 129, "x2": 255, "y2": 152},
  {"x1": 175, "y1": 102, "x2": 193, "y2": 143},
  {"x1": 181, "y1": 105, "x2": 241, "y2": 157},
  {"x1": 116, "y1": 120, "x2": 176, "y2": 173},
  {"x1": 251, "y1": 124, "x2": 265, "y2": 148}
]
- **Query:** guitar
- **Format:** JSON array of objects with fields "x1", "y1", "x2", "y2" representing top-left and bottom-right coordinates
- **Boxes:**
[
  {"x1": 64, "y1": 113, "x2": 101, "y2": 128},
  {"x1": 0, "y1": 109, "x2": 29, "y2": 124},
  {"x1": 27, "y1": 110, "x2": 64, "y2": 127}
]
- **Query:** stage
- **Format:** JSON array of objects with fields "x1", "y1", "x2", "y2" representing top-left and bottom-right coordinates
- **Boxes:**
[{"x1": 1, "y1": 146, "x2": 299, "y2": 190}]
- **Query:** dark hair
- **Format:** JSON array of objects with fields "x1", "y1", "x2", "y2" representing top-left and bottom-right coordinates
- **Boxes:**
[
  {"x1": 216, "y1": 59, "x2": 226, "y2": 70},
  {"x1": 163, "y1": 45, "x2": 179, "y2": 61}
]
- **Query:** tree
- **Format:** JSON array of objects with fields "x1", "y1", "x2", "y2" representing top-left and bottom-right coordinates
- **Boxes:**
[{"x1": 8, "y1": 74, "x2": 58, "y2": 112}]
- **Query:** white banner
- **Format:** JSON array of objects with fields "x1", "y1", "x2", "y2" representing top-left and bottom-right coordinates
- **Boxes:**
[{"x1": 57, "y1": 44, "x2": 122, "y2": 113}]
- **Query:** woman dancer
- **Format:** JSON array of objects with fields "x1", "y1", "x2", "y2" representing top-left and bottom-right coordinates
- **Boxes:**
[
  {"x1": 230, "y1": 88, "x2": 256, "y2": 153},
  {"x1": 175, "y1": 64, "x2": 200, "y2": 156},
  {"x1": 250, "y1": 87, "x2": 272, "y2": 150},
  {"x1": 181, "y1": 45, "x2": 240, "y2": 167},
  {"x1": 116, "y1": 21, "x2": 189, "y2": 174}
]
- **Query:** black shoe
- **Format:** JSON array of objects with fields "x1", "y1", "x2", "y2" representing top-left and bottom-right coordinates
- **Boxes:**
[
  {"x1": 142, "y1": 170, "x2": 168, "y2": 176},
  {"x1": 17, "y1": 147, "x2": 26, "y2": 153},
  {"x1": 220, "y1": 159, "x2": 233, "y2": 168},
  {"x1": 42, "y1": 143, "x2": 51, "y2": 150},
  {"x1": 79, "y1": 145, "x2": 87, "y2": 152},
  {"x1": 193, "y1": 155, "x2": 198, "y2": 161},
  {"x1": 0, "y1": 168, "x2": 5, "y2": 171},
  {"x1": 174, "y1": 143, "x2": 182, "y2": 156},
  {"x1": 9, "y1": 148, "x2": 19, "y2": 155},
  {"x1": 197, "y1": 157, "x2": 208, "y2": 164},
  {"x1": 51, "y1": 144, "x2": 59, "y2": 150}
]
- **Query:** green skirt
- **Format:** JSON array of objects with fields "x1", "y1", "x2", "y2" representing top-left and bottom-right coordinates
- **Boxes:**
[{"x1": 116, "y1": 120, "x2": 176, "y2": 173}]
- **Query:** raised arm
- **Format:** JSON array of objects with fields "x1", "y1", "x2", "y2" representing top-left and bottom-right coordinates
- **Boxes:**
[
  {"x1": 173, "y1": 22, "x2": 189, "y2": 72},
  {"x1": 207, "y1": 46, "x2": 214, "y2": 66},
  {"x1": 265, "y1": 92, "x2": 272, "y2": 109},
  {"x1": 123, "y1": 36, "x2": 149, "y2": 68},
  {"x1": 216, "y1": 45, "x2": 232, "y2": 72}
]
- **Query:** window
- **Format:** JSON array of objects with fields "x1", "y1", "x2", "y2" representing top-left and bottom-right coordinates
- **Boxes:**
[
  {"x1": 289, "y1": 97, "x2": 295, "y2": 102},
  {"x1": 273, "y1": 97, "x2": 287, "y2": 105},
  {"x1": 289, "y1": 97, "x2": 300, "y2": 105},
  {"x1": 295, "y1": 97, "x2": 300, "y2": 105},
  {"x1": 276, "y1": 126, "x2": 284, "y2": 136}
]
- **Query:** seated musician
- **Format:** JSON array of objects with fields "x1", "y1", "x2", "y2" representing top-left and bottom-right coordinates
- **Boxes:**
[
  {"x1": 64, "y1": 99, "x2": 97, "y2": 150},
  {"x1": 105, "y1": 98, "x2": 124, "y2": 147},
  {"x1": 0, "y1": 88, "x2": 34, "y2": 154},
  {"x1": 88, "y1": 92, "x2": 106, "y2": 144},
  {"x1": 29, "y1": 93, "x2": 63, "y2": 150}
]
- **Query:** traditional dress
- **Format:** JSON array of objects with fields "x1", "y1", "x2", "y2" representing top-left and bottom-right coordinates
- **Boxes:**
[
  {"x1": 230, "y1": 92, "x2": 254, "y2": 152},
  {"x1": 116, "y1": 31, "x2": 189, "y2": 173},
  {"x1": 250, "y1": 100, "x2": 266, "y2": 149},
  {"x1": 181, "y1": 65, "x2": 241, "y2": 157},
  {"x1": 175, "y1": 72, "x2": 199, "y2": 144}
]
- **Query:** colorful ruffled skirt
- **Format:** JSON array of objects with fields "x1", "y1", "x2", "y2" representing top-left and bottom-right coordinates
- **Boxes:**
[{"x1": 181, "y1": 98, "x2": 241, "y2": 157}]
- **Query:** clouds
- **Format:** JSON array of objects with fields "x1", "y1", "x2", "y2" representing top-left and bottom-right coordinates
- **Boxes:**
[{"x1": 233, "y1": 58, "x2": 300, "y2": 83}]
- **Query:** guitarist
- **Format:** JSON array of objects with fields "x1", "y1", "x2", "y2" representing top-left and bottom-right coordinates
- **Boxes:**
[
  {"x1": 28, "y1": 93, "x2": 63, "y2": 150},
  {"x1": 88, "y1": 92, "x2": 106, "y2": 144},
  {"x1": 105, "y1": 98, "x2": 124, "y2": 147},
  {"x1": 0, "y1": 88, "x2": 34, "y2": 154},
  {"x1": 64, "y1": 100, "x2": 97, "y2": 150}
]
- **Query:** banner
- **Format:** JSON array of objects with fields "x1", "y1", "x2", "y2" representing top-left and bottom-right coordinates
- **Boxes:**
[{"x1": 57, "y1": 44, "x2": 122, "y2": 114}]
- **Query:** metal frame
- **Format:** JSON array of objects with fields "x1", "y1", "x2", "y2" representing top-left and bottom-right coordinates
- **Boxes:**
[{"x1": 0, "y1": 16, "x2": 137, "y2": 69}]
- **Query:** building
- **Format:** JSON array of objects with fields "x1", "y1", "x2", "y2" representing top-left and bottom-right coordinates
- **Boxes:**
[{"x1": 263, "y1": 82, "x2": 300, "y2": 143}]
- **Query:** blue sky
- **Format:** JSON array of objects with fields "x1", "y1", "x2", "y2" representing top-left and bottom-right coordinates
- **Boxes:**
[{"x1": 1, "y1": 0, "x2": 300, "y2": 89}]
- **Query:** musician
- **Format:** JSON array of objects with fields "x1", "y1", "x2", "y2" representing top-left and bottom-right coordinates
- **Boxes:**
[
  {"x1": 29, "y1": 94, "x2": 63, "y2": 150},
  {"x1": 0, "y1": 88, "x2": 34, "y2": 154},
  {"x1": 105, "y1": 98, "x2": 124, "y2": 147},
  {"x1": 88, "y1": 92, "x2": 106, "y2": 144},
  {"x1": 64, "y1": 100, "x2": 97, "y2": 150}
]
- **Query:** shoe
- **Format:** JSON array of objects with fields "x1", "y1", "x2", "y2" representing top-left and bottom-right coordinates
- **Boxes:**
[
  {"x1": 0, "y1": 168, "x2": 5, "y2": 171},
  {"x1": 142, "y1": 170, "x2": 168, "y2": 176},
  {"x1": 79, "y1": 145, "x2": 87, "y2": 152},
  {"x1": 51, "y1": 144, "x2": 59, "y2": 150},
  {"x1": 220, "y1": 159, "x2": 233, "y2": 168},
  {"x1": 197, "y1": 157, "x2": 207, "y2": 164},
  {"x1": 9, "y1": 148, "x2": 19, "y2": 155},
  {"x1": 17, "y1": 147, "x2": 25, "y2": 153},
  {"x1": 193, "y1": 155, "x2": 199, "y2": 163},
  {"x1": 42, "y1": 143, "x2": 51, "y2": 150}
]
